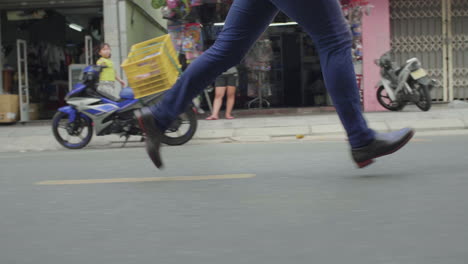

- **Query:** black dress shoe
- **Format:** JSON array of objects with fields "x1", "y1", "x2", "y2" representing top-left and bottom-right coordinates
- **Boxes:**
[
  {"x1": 134, "y1": 107, "x2": 164, "y2": 169},
  {"x1": 352, "y1": 128, "x2": 415, "y2": 168}
]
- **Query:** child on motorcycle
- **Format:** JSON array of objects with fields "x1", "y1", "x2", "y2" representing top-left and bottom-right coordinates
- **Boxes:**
[{"x1": 96, "y1": 43, "x2": 126, "y2": 100}]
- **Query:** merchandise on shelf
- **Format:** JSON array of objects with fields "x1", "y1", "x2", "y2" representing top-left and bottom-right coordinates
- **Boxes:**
[{"x1": 168, "y1": 22, "x2": 204, "y2": 61}]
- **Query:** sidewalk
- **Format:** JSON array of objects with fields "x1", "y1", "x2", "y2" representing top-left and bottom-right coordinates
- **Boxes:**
[{"x1": 1, "y1": 104, "x2": 468, "y2": 152}]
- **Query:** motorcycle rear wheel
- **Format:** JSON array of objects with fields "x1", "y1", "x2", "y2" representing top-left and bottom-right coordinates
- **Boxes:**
[{"x1": 160, "y1": 108, "x2": 198, "y2": 146}]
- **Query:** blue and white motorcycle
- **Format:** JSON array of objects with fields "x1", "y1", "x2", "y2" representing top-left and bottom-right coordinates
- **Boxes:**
[{"x1": 52, "y1": 65, "x2": 197, "y2": 149}]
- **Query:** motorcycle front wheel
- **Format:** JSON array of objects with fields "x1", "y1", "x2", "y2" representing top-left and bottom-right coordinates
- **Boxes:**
[
  {"x1": 376, "y1": 86, "x2": 406, "y2": 111},
  {"x1": 415, "y1": 84, "x2": 432, "y2": 112},
  {"x1": 52, "y1": 111, "x2": 93, "y2": 149}
]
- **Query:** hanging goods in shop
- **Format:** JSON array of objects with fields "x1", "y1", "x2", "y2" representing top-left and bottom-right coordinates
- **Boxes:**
[
  {"x1": 121, "y1": 35, "x2": 182, "y2": 99},
  {"x1": 182, "y1": 23, "x2": 203, "y2": 61},
  {"x1": 168, "y1": 22, "x2": 203, "y2": 61},
  {"x1": 158, "y1": 0, "x2": 193, "y2": 20},
  {"x1": 245, "y1": 38, "x2": 273, "y2": 102},
  {"x1": 153, "y1": 0, "x2": 229, "y2": 9},
  {"x1": 341, "y1": 0, "x2": 374, "y2": 61}
]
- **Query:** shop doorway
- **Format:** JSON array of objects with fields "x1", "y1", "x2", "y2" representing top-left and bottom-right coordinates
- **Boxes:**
[{"x1": 1, "y1": 6, "x2": 103, "y2": 120}]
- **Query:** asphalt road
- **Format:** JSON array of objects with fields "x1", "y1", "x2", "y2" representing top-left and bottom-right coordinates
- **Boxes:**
[{"x1": 1, "y1": 134, "x2": 468, "y2": 264}]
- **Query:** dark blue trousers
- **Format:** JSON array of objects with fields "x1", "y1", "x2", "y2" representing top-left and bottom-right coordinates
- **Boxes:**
[{"x1": 151, "y1": 0, "x2": 375, "y2": 148}]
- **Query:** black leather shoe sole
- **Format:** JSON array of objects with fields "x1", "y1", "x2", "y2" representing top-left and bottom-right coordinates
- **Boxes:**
[
  {"x1": 353, "y1": 129, "x2": 415, "y2": 169},
  {"x1": 134, "y1": 108, "x2": 164, "y2": 169}
]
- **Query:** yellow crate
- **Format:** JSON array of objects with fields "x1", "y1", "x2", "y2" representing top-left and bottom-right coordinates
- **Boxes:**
[
  {"x1": 122, "y1": 34, "x2": 181, "y2": 99},
  {"x1": 130, "y1": 35, "x2": 167, "y2": 52},
  {"x1": 125, "y1": 55, "x2": 177, "y2": 83},
  {"x1": 125, "y1": 59, "x2": 179, "y2": 98}
]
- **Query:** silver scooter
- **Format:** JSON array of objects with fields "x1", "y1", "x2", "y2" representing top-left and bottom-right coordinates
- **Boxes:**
[{"x1": 375, "y1": 51, "x2": 436, "y2": 111}]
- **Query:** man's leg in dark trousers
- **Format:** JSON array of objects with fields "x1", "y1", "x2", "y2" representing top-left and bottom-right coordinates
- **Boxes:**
[
  {"x1": 153, "y1": 0, "x2": 374, "y2": 149},
  {"x1": 267, "y1": 0, "x2": 413, "y2": 167},
  {"x1": 139, "y1": 0, "x2": 413, "y2": 169},
  {"x1": 269, "y1": 0, "x2": 374, "y2": 148},
  {"x1": 137, "y1": 0, "x2": 279, "y2": 168},
  {"x1": 150, "y1": 0, "x2": 279, "y2": 130}
]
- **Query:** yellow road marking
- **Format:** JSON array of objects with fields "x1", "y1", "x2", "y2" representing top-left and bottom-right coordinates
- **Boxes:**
[
  {"x1": 36, "y1": 174, "x2": 256, "y2": 186},
  {"x1": 291, "y1": 138, "x2": 430, "y2": 143},
  {"x1": 413, "y1": 139, "x2": 430, "y2": 142}
]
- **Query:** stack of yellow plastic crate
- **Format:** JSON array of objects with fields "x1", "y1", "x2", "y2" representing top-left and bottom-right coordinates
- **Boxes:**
[{"x1": 121, "y1": 34, "x2": 181, "y2": 99}]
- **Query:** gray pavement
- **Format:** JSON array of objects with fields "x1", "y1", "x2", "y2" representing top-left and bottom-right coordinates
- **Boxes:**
[
  {"x1": 1, "y1": 134, "x2": 468, "y2": 264},
  {"x1": 1, "y1": 104, "x2": 468, "y2": 152}
]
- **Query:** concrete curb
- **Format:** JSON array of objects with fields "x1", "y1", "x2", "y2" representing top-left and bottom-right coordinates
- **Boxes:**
[
  {"x1": 1, "y1": 113, "x2": 467, "y2": 153},
  {"x1": 0, "y1": 104, "x2": 468, "y2": 152}
]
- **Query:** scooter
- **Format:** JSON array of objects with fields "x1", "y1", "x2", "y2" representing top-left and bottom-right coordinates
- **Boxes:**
[{"x1": 375, "y1": 51, "x2": 437, "y2": 111}]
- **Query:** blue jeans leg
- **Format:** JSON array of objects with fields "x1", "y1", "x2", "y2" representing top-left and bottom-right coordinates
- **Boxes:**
[
  {"x1": 151, "y1": 0, "x2": 375, "y2": 149},
  {"x1": 269, "y1": 0, "x2": 375, "y2": 148}
]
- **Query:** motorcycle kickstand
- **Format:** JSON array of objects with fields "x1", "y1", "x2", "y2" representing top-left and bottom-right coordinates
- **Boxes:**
[{"x1": 121, "y1": 134, "x2": 130, "y2": 148}]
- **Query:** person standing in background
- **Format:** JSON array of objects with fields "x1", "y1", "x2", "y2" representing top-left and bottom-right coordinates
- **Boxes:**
[{"x1": 206, "y1": 66, "x2": 238, "y2": 120}]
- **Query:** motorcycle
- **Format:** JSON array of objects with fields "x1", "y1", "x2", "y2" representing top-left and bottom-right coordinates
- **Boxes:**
[
  {"x1": 52, "y1": 65, "x2": 197, "y2": 149},
  {"x1": 375, "y1": 51, "x2": 437, "y2": 112}
]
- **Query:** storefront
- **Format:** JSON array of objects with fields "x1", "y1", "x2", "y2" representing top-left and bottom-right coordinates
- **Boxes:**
[
  {"x1": 5, "y1": 0, "x2": 454, "y2": 122},
  {"x1": 362, "y1": 0, "x2": 468, "y2": 111},
  {"x1": 0, "y1": 0, "x2": 167, "y2": 122},
  {"x1": 0, "y1": 0, "x2": 104, "y2": 121},
  {"x1": 155, "y1": 0, "x2": 467, "y2": 113},
  {"x1": 389, "y1": 0, "x2": 468, "y2": 103}
]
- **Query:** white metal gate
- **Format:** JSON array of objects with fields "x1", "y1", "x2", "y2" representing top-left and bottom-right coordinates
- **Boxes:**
[
  {"x1": 85, "y1": 35, "x2": 94, "y2": 65},
  {"x1": 448, "y1": 0, "x2": 468, "y2": 101},
  {"x1": 17, "y1": 39, "x2": 29, "y2": 122},
  {"x1": 390, "y1": 0, "x2": 468, "y2": 102}
]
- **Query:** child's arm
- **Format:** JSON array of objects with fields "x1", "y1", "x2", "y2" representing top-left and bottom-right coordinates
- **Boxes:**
[{"x1": 115, "y1": 71, "x2": 126, "y2": 87}]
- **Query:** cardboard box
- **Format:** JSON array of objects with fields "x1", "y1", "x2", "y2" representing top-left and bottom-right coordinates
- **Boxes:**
[
  {"x1": 0, "y1": 94, "x2": 19, "y2": 123},
  {"x1": 29, "y1": 103, "x2": 40, "y2": 121}
]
